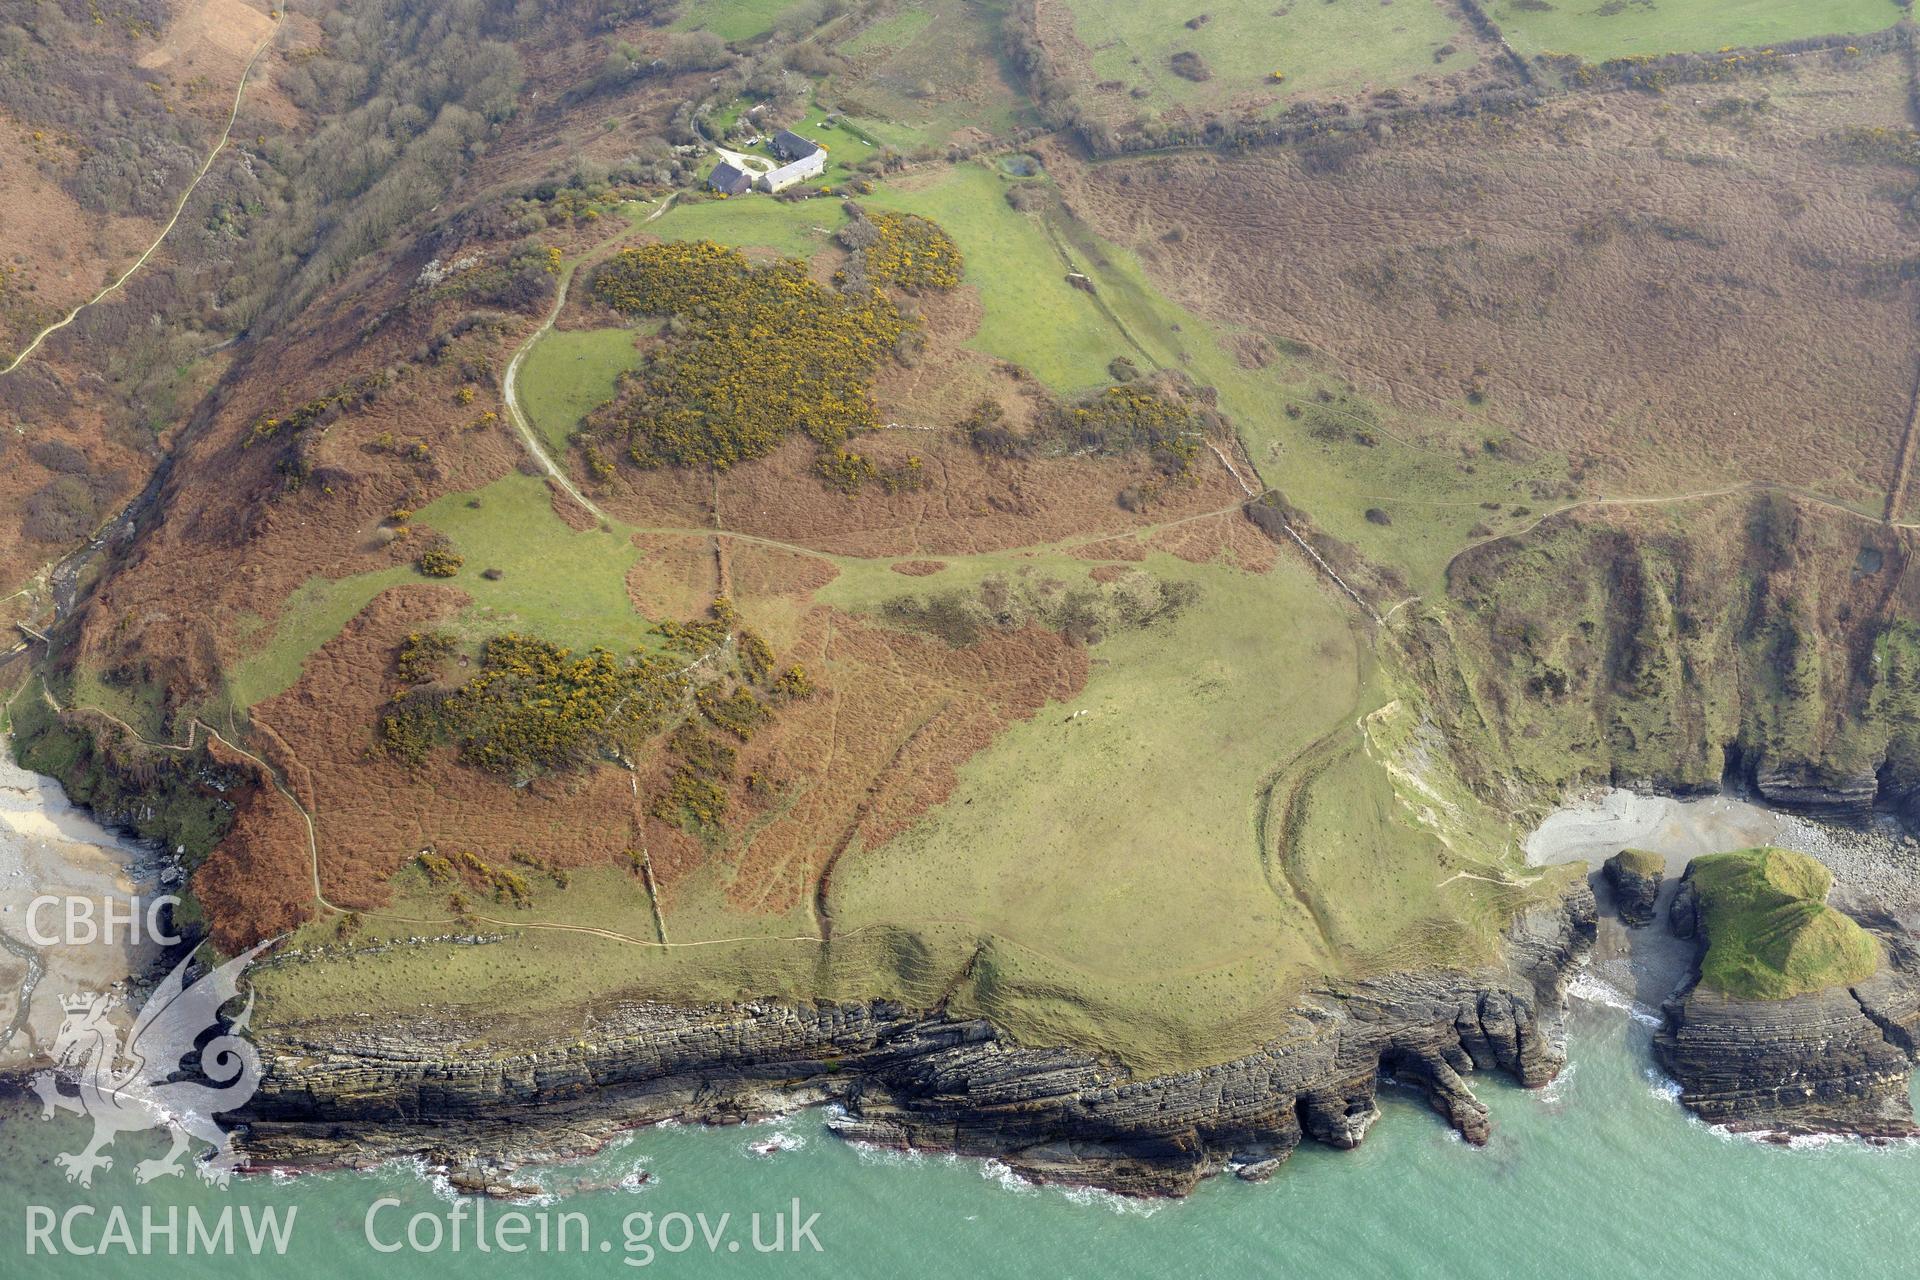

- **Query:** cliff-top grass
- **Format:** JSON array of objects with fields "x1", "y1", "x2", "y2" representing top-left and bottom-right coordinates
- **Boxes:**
[
  {"x1": 1612, "y1": 848, "x2": 1667, "y2": 878},
  {"x1": 1057, "y1": 0, "x2": 1478, "y2": 122},
  {"x1": 224, "y1": 472, "x2": 657, "y2": 712},
  {"x1": 1491, "y1": 0, "x2": 1901, "y2": 61},
  {"x1": 1689, "y1": 848, "x2": 1879, "y2": 1000}
]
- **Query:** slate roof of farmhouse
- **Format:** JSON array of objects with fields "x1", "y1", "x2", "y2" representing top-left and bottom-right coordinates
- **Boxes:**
[
  {"x1": 771, "y1": 130, "x2": 821, "y2": 161},
  {"x1": 707, "y1": 161, "x2": 751, "y2": 193}
]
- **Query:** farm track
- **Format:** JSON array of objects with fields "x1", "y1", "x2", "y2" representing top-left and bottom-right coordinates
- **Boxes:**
[
  {"x1": 0, "y1": 25, "x2": 278, "y2": 380},
  {"x1": 500, "y1": 266, "x2": 612, "y2": 524},
  {"x1": 496, "y1": 195, "x2": 676, "y2": 525}
]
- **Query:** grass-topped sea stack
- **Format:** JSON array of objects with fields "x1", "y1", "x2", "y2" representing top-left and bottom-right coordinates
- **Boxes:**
[
  {"x1": 1670, "y1": 849, "x2": 1878, "y2": 999},
  {"x1": 1655, "y1": 848, "x2": 1918, "y2": 1137},
  {"x1": 1602, "y1": 848, "x2": 1664, "y2": 927}
]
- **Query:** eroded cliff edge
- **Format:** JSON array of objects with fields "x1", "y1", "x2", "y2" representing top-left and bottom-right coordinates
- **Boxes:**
[{"x1": 238, "y1": 886, "x2": 1596, "y2": 1196}]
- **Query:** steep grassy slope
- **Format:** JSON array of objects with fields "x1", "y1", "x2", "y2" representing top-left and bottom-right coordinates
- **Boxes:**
[
  {"x1": 1685, "y1": 848, "x2": 1879, "y2": 999},
  {"x1": 1424, "y1": 492, "x2": 1920, "y2": 808}
]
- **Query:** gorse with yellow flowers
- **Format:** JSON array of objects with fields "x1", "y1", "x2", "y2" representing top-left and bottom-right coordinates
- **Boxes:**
[
  {"x1": 586, "y1": 241, "x2": 910, "y2": 470},
  {"x1": 373, "y1": 598, "x2": 817, "y2": 834},
  {"x1": 378, "y1": 632, "x2": 686, "y2": 777},
  {"x1": 1064, "y1": 384, "x2": 1204, "y2": 474},
  {"x1": 860, "y1": 211, "x2": 964, "y2": 291}
]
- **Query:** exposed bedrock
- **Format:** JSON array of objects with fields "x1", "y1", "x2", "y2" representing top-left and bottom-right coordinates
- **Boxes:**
[
  {"x1": 1602, "y1": 849, "x2": 1663, "y2": 927},
  {"x1": 1752, "y1": 762, "x2": 1881, "y2": 814},
  {"x1": 239, "y1": 888, "x2": 1596, "y2": 1196},
  {"x1": 1657, "y1": 865, "x2": 1920, "y2": 1137},
  {"x1": 1655, "y1": 971, "x2": 1920, "y2": 1137}
]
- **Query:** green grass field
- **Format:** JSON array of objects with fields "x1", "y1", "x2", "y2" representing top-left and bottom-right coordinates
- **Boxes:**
[
  {"x1": 829, "y1": 552, "x2": 1360, "y2": 1068},
  {"x1": 225, "y1": 473, "x2": 657, "y2": 712},
  {"x1": 1061, "y1": 0, "x2": 1478, "y2": 118},
  {"x1": 641, "y1": 194, "x2": 847, "y2": 258},
  {"x1": 843, "y1": 4, "x2": 932, "y2": 54},
  {"x1": 672, "y1": 0, "x2": 806, "y2": 41},
  {"x1": 515, "y1": 327, "x2": 645, "y2": 456},
  {"x1": 831, "y1": 0, "x2": 1026, "y2": 148},
  {"x1": 1490, "y1": 0, "x2": 1903, "y2": 60},
  {"x1": 865, "y1": 164, "x2": 1130, "y2": 393}
]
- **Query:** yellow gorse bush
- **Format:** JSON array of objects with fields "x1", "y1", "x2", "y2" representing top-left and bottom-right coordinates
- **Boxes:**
[
  {"x1": 586, "y1": 241, "x2": 911, "y2": 470},
  {"x1": 861, "y1": 212, "x2": 964, "y2": 291}
]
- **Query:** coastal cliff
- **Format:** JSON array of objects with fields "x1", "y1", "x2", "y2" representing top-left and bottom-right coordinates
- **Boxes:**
[
  {"x1": 238, "y1": 887, "x2": 1597, "y2": 1196},
  {"x1": 1654, "y1": 851, "x2": 1920, "y2": 1137},
  {"x1": 1655, "y1": 971, "x2": 1920, "y2": 1137}
]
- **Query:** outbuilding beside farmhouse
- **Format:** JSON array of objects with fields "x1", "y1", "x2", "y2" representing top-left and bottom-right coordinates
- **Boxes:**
[{"x1": 707, "y1": 161, "x2": 753, "y2": 196}]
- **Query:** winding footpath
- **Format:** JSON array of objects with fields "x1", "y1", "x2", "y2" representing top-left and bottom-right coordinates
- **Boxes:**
[
  {"x1": 496, "y1": 195, "x2": 680, "y2": 525},
  {"x1": 499, "y1": 262, "x2": 609, "y2": 523},
  {"x1": 0, "y1": 25, "x2": 278, "y2": 380}
]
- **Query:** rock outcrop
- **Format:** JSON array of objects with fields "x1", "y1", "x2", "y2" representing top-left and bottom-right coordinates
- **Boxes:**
[
  {"x1": 1656, "y1": 857, "x2": 1920, "y2": 1137},
  {"x1": 1655, "y1": 968, "x2": 1920, "y2": 1137},
  {"x1": 240, "y1": 886, "x2": 1596, "y2": 1196},
  {"x1": 1752, "y1": 761, "x2": 1880, "y2": 813},
  {"x1": 1602, "y1": 849, "x2": 1663, "y2": 926}
]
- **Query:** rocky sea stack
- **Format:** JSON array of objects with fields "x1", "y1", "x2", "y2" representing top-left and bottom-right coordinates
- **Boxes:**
[
  {"x1": 1602, "y1": 848, "x2": 1664, "y2": 926},
  {"x1": 1655, "y1": 849, "x2": 1920, "y2": 1137}
]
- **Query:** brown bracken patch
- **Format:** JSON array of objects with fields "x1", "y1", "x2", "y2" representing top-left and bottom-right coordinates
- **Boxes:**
[
  {"x1": 601, "y1": 432, "x2": 1246, "y2": 560},
  {"x1": 641, "y1": 606, "x2": 1087, "y2": 916},
  {"x1": 190, "y1": 733, "x2": 319, "y2": 953},
  {"x1": 1052, "y1": 59, "x2": 1920, "y2": 508},
  {"x1": 252, "y1": 585, "x2": 639, "y2": 909}
]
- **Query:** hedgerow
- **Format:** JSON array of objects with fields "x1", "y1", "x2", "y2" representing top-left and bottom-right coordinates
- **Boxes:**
[
  {"x1": 962, "y1": 378, "x2": 1212, "y2": 476},
  {"x1": 585, "y1": 241, "x2": 909, "y2": 470}
]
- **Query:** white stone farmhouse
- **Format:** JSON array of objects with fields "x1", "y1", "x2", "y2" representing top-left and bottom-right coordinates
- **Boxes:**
[{"x1": 759, "y1": 129, "x2": 826, "y2": 192}]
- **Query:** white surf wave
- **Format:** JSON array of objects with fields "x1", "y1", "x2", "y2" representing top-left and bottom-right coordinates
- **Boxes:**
[{"x1": 1568, "y1": 971, "x2": 1663, "y2": 1028}]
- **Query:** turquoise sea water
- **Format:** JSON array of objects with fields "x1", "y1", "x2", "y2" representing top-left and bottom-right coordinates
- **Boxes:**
[{"x1": 2, "y1": 998, "x2": 1916, "y2": 1278}]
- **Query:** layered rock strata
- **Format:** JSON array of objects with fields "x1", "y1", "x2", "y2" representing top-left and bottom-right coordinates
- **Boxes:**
[
  {"x1": 238, "y1": 889, "x2": 1596, "y2": 1195},
  {"x1": 1656, "y1": 870, "x2": 1920, "y2": 1137},
  {"x1": 1603, "y1": 849, "x2": 1664, "y2": 927}
]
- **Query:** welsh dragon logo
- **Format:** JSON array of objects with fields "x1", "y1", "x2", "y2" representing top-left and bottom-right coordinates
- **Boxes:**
[{"x1": 29, "y1": 941, "x2": 271, "y2": 1188}]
